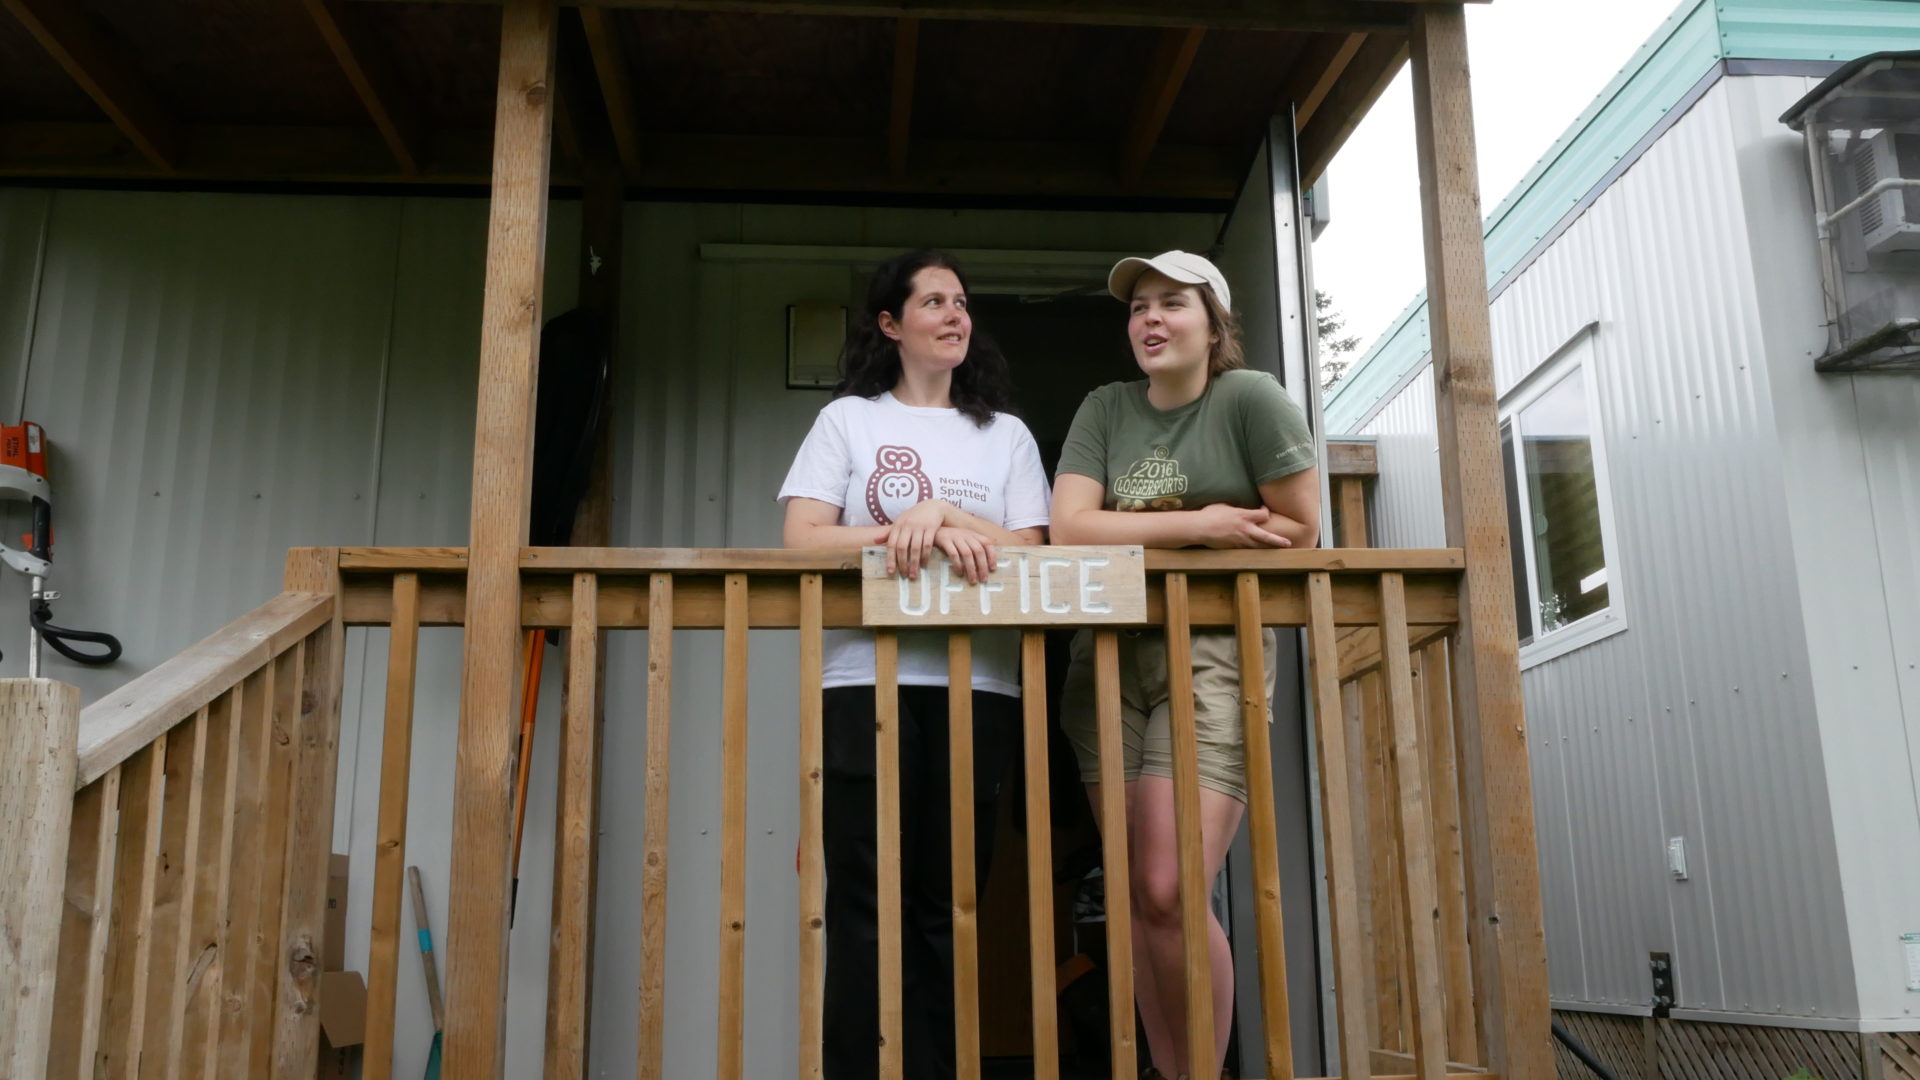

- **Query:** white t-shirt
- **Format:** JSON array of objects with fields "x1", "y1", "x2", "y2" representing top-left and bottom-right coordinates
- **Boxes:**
[{"x1": 778, "y1": 392, "x2": 1051, "y2": 697}]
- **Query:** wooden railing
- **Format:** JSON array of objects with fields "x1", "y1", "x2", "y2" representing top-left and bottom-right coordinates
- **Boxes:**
[
  {"x1": 4, "y1": 549, "x2": 345, "y2": 1080},
  {"x1": 4, "y1": 544, "x2": 1519, "y2": 1080}
]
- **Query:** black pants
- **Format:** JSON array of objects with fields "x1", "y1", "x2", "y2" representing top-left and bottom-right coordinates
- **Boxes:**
[{"x1": 822, "y1": 685, "x2": 1020, "y2": 1080}]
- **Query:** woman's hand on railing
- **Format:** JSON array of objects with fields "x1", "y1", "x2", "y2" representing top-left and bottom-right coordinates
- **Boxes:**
[
  {"x1": 931, "y1": 526, "x2": 997, "y2": 584},
  {"x1": 1193, "y1": 504, "x2": 1294, "y2": 550},
  {"x1": 883, "y1": 499, "x2": 950, "y2": 579}
]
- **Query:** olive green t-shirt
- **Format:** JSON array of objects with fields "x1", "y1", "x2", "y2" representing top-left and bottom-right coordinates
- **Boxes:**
[{"x1": 1056, "y1": 369, "x2": 1316, "y2": 512}]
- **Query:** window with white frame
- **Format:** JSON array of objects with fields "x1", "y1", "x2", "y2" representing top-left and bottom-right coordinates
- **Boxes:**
[{"x1": 1499, "y1": 332, "x2": 1619, "y2": 655}]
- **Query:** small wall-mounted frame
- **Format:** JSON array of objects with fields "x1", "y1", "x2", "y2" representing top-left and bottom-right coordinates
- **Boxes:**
[{"x1": 787, "y1": 303, "x2": 847, "y2": 389}]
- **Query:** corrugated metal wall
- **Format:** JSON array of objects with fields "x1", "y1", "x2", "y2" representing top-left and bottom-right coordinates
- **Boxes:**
[
  {"x1": 1724, "y1": 73, "x2": 1920, "y2": 1027},
  {"x1": 1354, "y1": 75, "x2": 1868, "y2": 1023},
  {"x1": 0, "y1": 191, "x2": 1221, "y2": 1077}
]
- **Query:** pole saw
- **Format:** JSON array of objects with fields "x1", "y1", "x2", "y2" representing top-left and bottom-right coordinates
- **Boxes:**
[{"x1": 0, "y1": 421, "x2": 121, "y2": 675}]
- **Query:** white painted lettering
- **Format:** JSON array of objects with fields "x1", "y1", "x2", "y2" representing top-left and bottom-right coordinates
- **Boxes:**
[
  {"x1": 1018, "y1": 555, "x2": 1032, "y2": 614},
  {"x1": 978, "y1": 575, "x2": 1004, "y2": 615},
  {"x1": 1039, "y1": 557, "x2": 1073, "y2": 614},
  {"x1": 938, "y1": 562, "x2": 966, "y2": 615},
  {"x1": 898, "y1": 571, "x2": 931, "y2": 616},
  {"x1": 1079, "y1": 557, "x2": 1111, "y2": 614}
]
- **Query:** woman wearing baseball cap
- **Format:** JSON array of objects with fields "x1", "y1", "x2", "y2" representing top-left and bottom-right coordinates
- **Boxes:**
[{"x1": 1051, "y1": 250, "x2": 1320, "y2": 1079}]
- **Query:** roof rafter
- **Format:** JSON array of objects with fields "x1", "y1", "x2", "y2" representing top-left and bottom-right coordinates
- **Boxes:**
[
  {"x1": 1119, "y1": 27, "x2": 1204, "y2": 186},
  {"x1": 1279, "y1": 31, "x2": 1366, "y2": 132},
  {"x1": 1, "y1": 0, "x2": 178, "y2": 170},
  {"x1": 887, "y1": 18, "x2": 918, "y2": 179},
  {"x1": 1298, "y1": 31, "x2": 1408, "y2": 185},
  {"x1": 301, "y1": 0, "x2": 423, "y2": 175},
  {"x1": 360, "y1": 0, "x2": 1415, "y2": 35},
  {"x1": 578, "y1": 7, "x2": 643, "y2": 177}
]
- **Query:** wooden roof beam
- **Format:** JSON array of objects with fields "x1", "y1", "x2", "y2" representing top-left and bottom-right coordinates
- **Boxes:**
[
  {"x1": 302, "y1": 0, "x2": 424, "y2": 175},
  {"x1": 1118, "y1": 27, "x2": 1204, "y2": 187},
  {"x1": 887, "y1": 18, "x2": 918, "y2": 180},
  {"x1": 1297, "y1": 30, "x2": 1408, "y2": 185},
  {"x1": 1278, "y1": 31, "x2": 1366, "y2": 132},
  {"x1": 1, "y1": 0, "x2": 178, "y2": 170},
  {"x1": 362, "y1": 0, "x2": 1415, "y2": 35},
  {"x1": 578, "y1": 7, "x2": 643, "y2": 177}
]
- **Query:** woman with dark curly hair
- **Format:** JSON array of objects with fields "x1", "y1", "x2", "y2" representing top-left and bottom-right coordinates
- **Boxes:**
[{"x1": 779, "y1": 249, "x2": 1049, "y2": 1080}]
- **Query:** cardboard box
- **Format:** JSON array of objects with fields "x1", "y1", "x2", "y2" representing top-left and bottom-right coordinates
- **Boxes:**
[
  {"x1": 318, "y1": 969, "x2": 367, "y2": 1048},
  {"x1": 324, "y1": 853, "x2": 349, "y2": 972}
]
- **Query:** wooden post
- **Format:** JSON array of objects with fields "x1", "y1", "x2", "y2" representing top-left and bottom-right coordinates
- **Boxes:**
[
  {"x1": 272, "y1": 548, "x2": 346, "y2": 1080},
  {"x1": 1410, "y1": 7, "x2": 1552, "y2": 1078},
  {"x1": 444, "y1": 1, "x2": 558, "y2": 1076},
  {"x1": 0, "y1": 678, "x2": 81, "y2": 1080}
]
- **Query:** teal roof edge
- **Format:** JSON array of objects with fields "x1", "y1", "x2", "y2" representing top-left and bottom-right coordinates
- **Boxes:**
[{"x1": 1322, "y1": 0, "x2": 1920, "y2": 434}]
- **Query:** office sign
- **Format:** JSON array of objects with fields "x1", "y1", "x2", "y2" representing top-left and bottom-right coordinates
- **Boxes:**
[{"x1": 861, "y1": 545, "x2": 1146, "y2": 627}]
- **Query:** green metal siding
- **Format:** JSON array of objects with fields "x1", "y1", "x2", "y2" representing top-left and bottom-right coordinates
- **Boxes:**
[{"x1": 1323, "y1": 0, "x2": 1920, "y2": 433}]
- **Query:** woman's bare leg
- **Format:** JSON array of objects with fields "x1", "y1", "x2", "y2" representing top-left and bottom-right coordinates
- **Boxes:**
[
  {"x1": 1086, "y1": 781, "x2": 1176, "y2": 1076},
  {"x1": 1129, "y1": 776, "x2": 1244, "y2": 1079}
]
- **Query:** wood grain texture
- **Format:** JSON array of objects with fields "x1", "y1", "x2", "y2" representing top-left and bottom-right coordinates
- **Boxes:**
[
  {"x1": 1411, "y1": 8, "x2": 1551, "y2": 1078},
  {"x1": 1325, "y1": 438, "x2": 1379, "y2": 478},
  {"x1": 1233, "y1": 575, "x2": 1294, "y2": 1079},
  {"x1": 717, "y1": 574, "x2": 750, "y2": 1080},
  {"x1": 271, "y1": 551, "x2": 346, "y2": 1080},
  {"x1": 182, "y1": 693, "x2": 241, "y2": 1078},
  {"x1": 1417, "y1": 642, "x2": 1478, "y2": 1066},
  {"x1": 339, "y1": 545, "x2": 1463, "y2": 575},
  {"x1": 636, "y1": 575, "x2": 673, "y2": 1080},
  {"x1": 48, "y1": 766, "x2": 117, "y2": 1080},
  {"x1": 1380, "y1": 576, "x2": 1449, "y2": 1080},
  {"x1": 874, "y1": 631, "x2": 904, "y2": 1078},
  {"x1": 221, "y1": 662, "x2": 285, "y2": 1077},
  {"x1": 1020, "y1": 631, "x2": 1060, "y2": 1080},
  {"x1": 1337, "y1": 477, "x2": 1370, "y2": 549},
  {"x1": 544, "y1": 574, "x2": 599, "y2": 1080},
  {"x1": 1092, "y1": 631, "x2": 1136, "y2": 1080},
  {"x1": 75, "y1": 592, "x2": 332, "y2": 788},
  {"x1": 1281, "y1": 32, "x2": 1366, "y2": 131},
  {"x1": 1307, "y1": 574, "x2": 1373, "y2": 1080},
  {"x1": 364, "y1": 575, "x2": 422, "y2": 1080},
  {"x1": 797, "y1": 574, "x2": 827, "y2": 1080},
  {"x1": 442, "y1": 2, "x2": 558, "y2": 1075},
  {"x1": 98, "y1": 742, "x2": 166, "y2": 1079},
  {"x1": 946, "y1": 632, "x2": 982, "y2": 1080},
  {"x1": 1162, "y1": 574, "x2": 1215, "y2": 1072},
  {"x1": 0, "y1": 678, "x2": 80, "y2": 1079},
  {"x1": 156, "y1": 708, "x2": 211, "y2": 1080},
  {"x1": 301, "y1": 0, "x2": 420, "y2": 173}
]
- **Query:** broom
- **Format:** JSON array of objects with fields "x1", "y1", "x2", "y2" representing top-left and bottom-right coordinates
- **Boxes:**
[{"x1": 408, "y1": 866, "x2": 445, "y2": 1080}]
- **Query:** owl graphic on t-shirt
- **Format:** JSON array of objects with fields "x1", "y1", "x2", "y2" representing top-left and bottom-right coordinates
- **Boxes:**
[{"x1": 866, "y1": 445, "x2": 932, "y2": 524}]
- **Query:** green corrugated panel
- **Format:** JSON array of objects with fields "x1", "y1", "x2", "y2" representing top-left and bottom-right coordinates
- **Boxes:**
[{"x1": 1323, "y1": 0, "x2": 1920, "y2": 433}]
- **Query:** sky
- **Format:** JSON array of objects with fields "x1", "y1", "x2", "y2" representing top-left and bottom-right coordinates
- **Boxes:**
[{"x1": 1311, "y1": 0, "x2": 1688, "y2": 364}]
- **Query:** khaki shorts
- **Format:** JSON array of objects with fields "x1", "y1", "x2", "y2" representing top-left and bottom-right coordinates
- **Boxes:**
[{"x1": 1059, "y1": 627, "x2": 1279, "y2": 804}]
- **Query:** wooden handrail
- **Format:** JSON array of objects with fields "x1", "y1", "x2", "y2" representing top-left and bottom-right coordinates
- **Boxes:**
[
  {"x1": 74, "y1": 590, "x2": 333, "y2": 788},
  {"x1": 337, "y1": 545, "x2": 1465, "y2": 574}
]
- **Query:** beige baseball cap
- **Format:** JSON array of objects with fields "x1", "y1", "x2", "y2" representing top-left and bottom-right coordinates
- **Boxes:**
[{"x1": 1107, "y1": 250, "x2": 1232, "y2": 311}]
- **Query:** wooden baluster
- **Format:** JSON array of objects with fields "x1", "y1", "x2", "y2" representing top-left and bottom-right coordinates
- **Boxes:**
[
  {"x1": 1234, "y1": 573, "x2": 1294, "y2": 1079},
  {"x1": 717, "y1": 573, "x2": 751, "y2": 1080},
  {"x1": 99, "y1": 740, "x2": 167, "y2": 1078},
  {"x1": 151, "y1": 706, "x2": 209, "y2": 1080},
  {"x1": 1021, "y1": 630, "x2": 1058, "y2": 1080},
  {"x1": 1418, "y1": 640, "x2": 1478, "y2": 1065},
  {"x1": 947, "y1": 631, "x2": 981, "y2": 1080},
  {"x1": 1380, "y1": 574, "x2": 1449, "y2": 1080},
  {"x1": 797, "y1": 574, "x2": 826, "y2": 1080},
  {"x1": 1363, "y1": 672, "x2": 1404, "y2": 1051},
  {"x1": 50, "y1": 767, "x2": 119, "y2": 1080},
  {"x1": 636, "y1": 573, "x2": 673, "y2": 1080},
  {"x1": 256, "y1": 642, "x2": 307, "y2": 1077},
  {"x1": 1306, "y1": 572, "x2": 1373, "y2": 1080},
  {"x1": 227, "y1": 656, "x2": 292, "y2": 1077},
  {"x1": 365, "y1": 573, "x2": 422, "y2": 1080},
  {"x1": 1162, "y1": 573, "x2": 1214, "y2": 1073},
  {"x1": 181, "y1": 688, "x2": 243, "y2": 1077},
  {"x1": 546, "y1": 572, "x2": 600, "y2": 1080},
  {"x1": 1093, "y1": 630, "x2": 1135, "y2": 1079},
  {"x1": 874, "y1": 631, "x2": 904, "y2": 1078}
]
